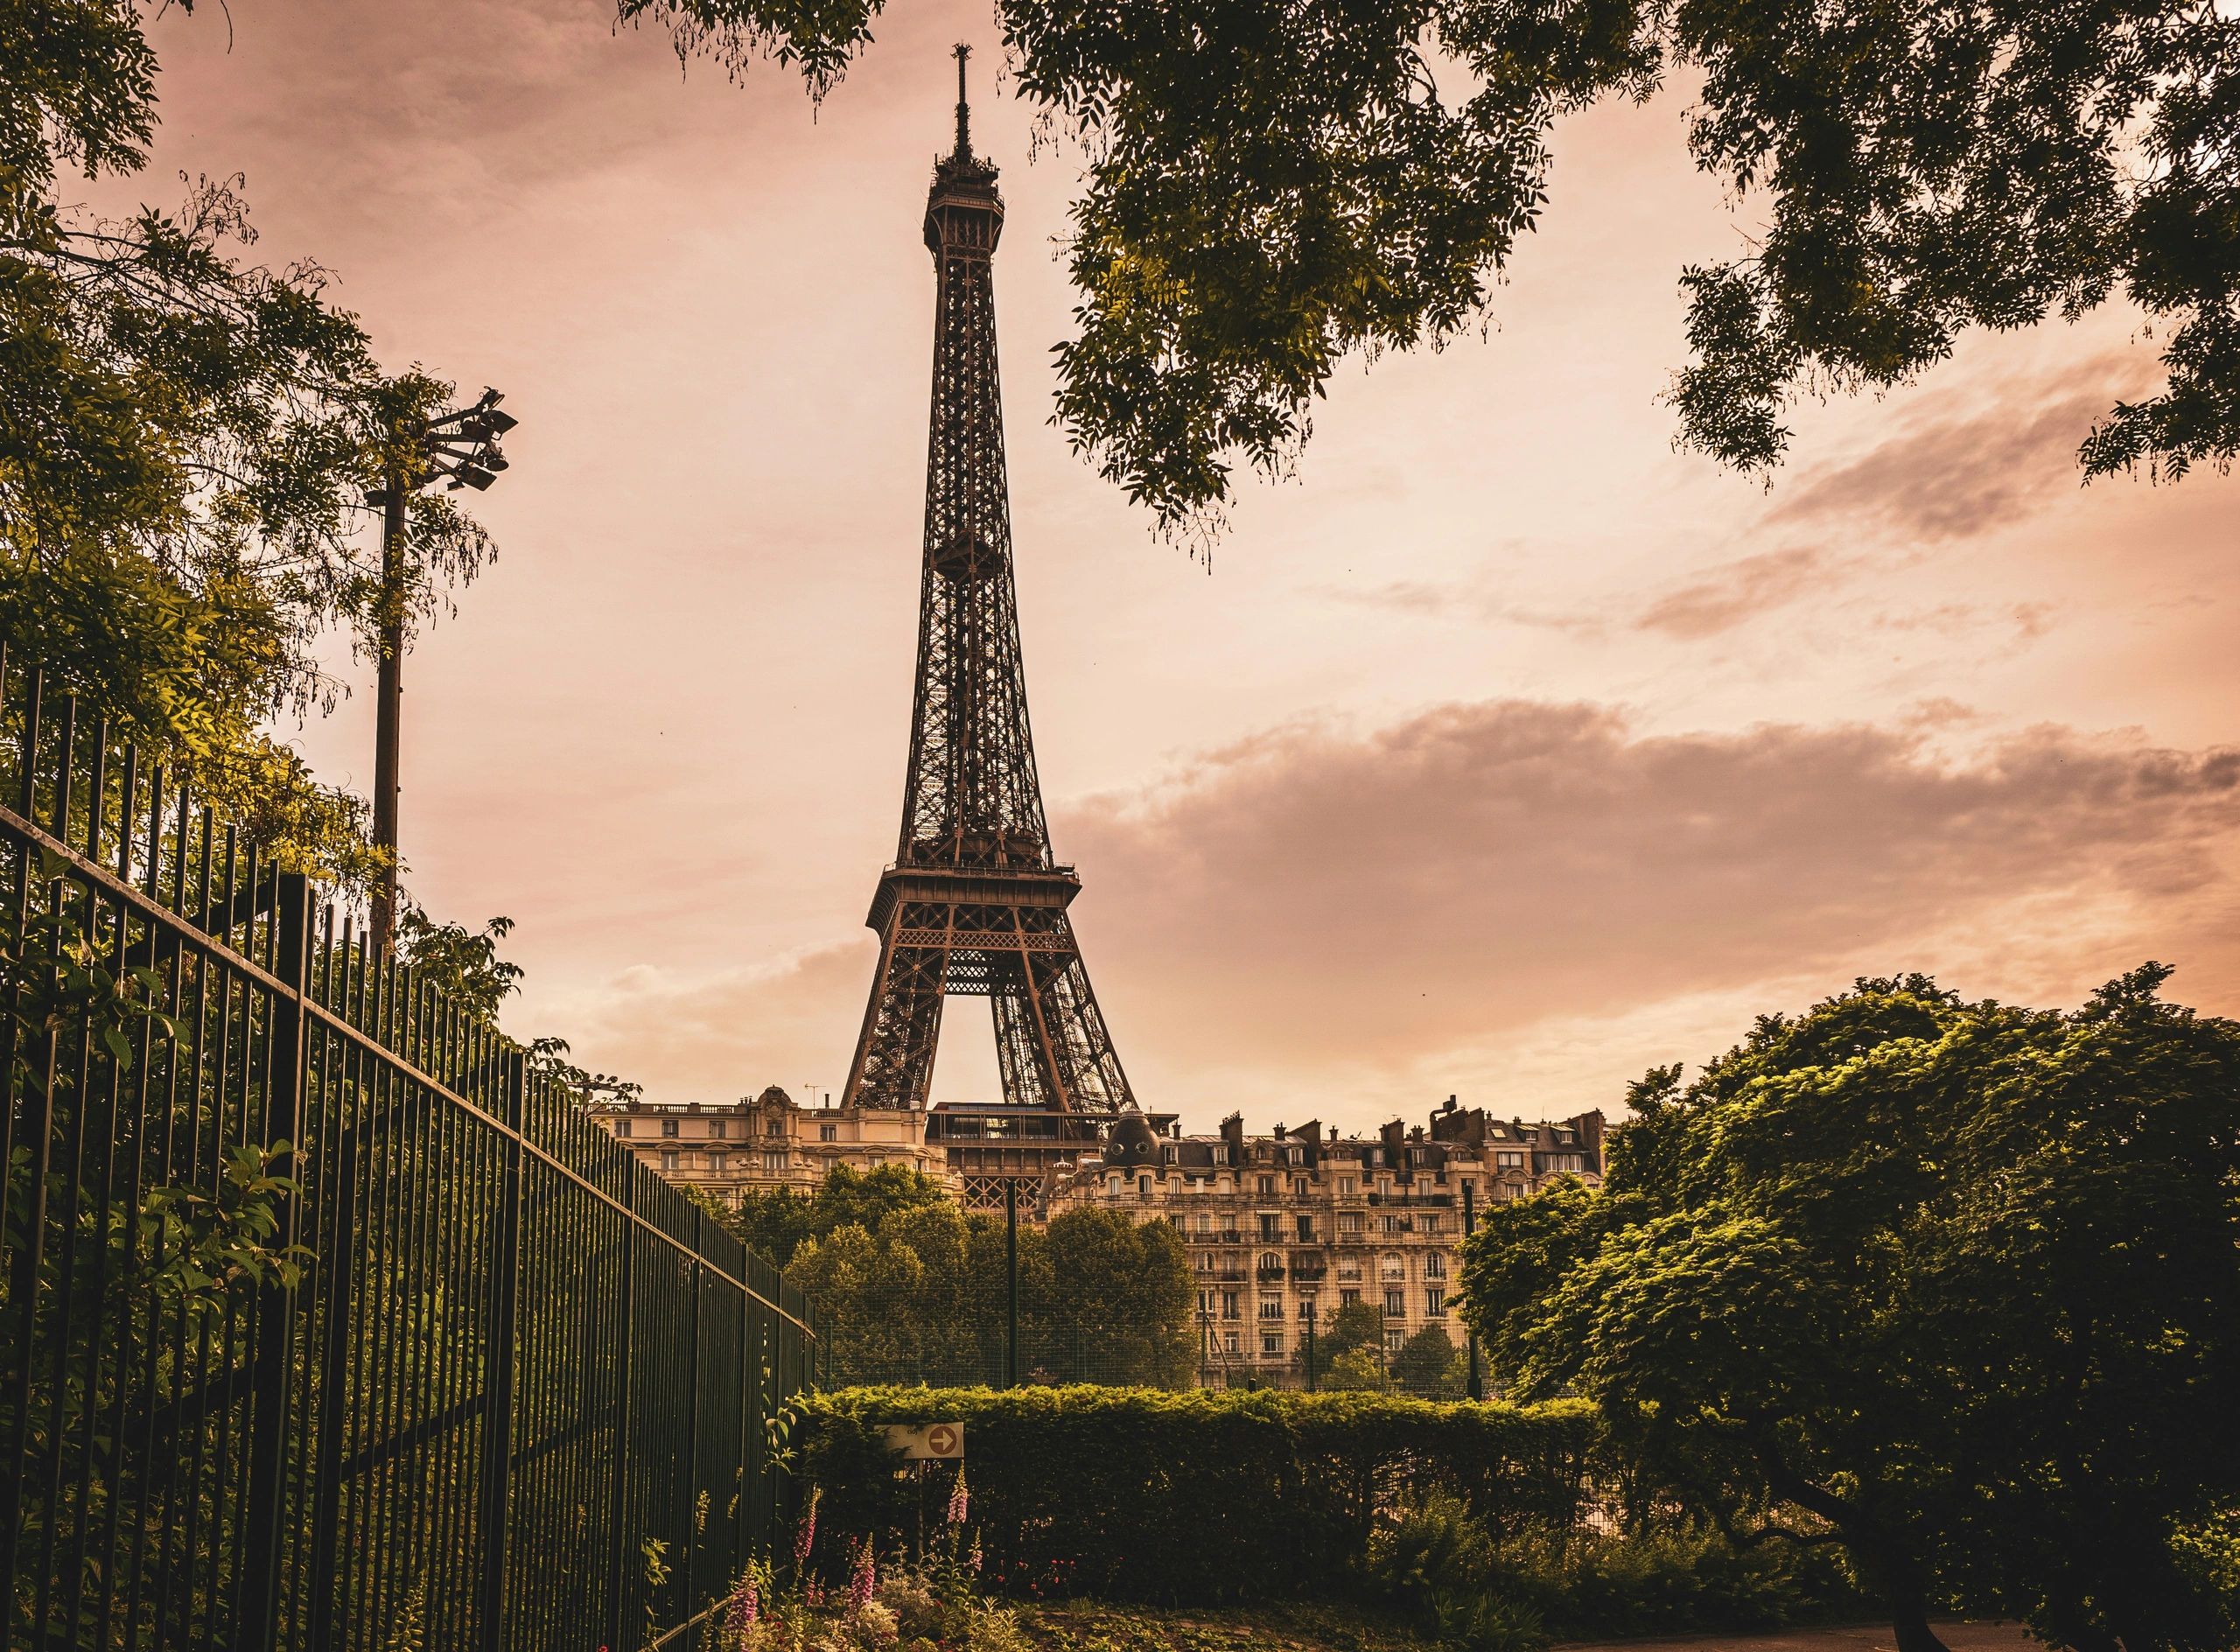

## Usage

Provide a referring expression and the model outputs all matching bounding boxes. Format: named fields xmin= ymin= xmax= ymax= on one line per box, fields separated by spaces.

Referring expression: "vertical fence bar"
xmin=237 ymin=871 xmax=311 ymax=1652
xmin=476 ymin=1048 xmax=527 ymax=1652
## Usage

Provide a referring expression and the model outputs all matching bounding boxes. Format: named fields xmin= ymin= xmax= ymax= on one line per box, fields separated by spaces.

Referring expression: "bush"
xmin=1488 ymin=1525 xmax=1872 ymax=1641
xmin=1364 ymin=1494 xmax=1546 ymax=1651
xmin=795 ymin=1387 xmax=1601 ymax=1606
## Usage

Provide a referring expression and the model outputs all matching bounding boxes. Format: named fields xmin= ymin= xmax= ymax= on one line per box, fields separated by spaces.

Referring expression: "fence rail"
xmin=0 ymin=660 xmax=819 ymax=1652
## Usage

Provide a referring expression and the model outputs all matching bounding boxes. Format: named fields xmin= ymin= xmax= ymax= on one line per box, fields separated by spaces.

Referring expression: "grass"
xmin=1016 ymin=1600 xmax=1450 ymax=1652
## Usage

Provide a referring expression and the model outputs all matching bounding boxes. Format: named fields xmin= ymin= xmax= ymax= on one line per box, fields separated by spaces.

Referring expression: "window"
xmin=1548 ymin=1153 xmax=1585 ymax=1173
xmin=762 ymin=1151 xmax=787 ymax=1172
xmin=1224 ymin=1331 xmax=1240 ymax=1355
xmin=1419 ymin=1214 xmax=1443 ymax=1235
xmin=820 ymin=1124 xmax=837 ymax=1142
xmin=1221 ymin=1292 xmax=1240 ymax=1320
xmin=1195 ymin=1213 xmax=1212 ymax=1234
xmin=1298 ymin=1298 xmax=1317 ymax=1320
xmin=1195 ymin=1252 xmax=1214 ymax=1273
xmin=1259 ymin=1214 xmax=1280 ymax=1241
xmin=1339 ymin=1212 xmax=1363 ymax=1234
xmin=1261 ymin=1332 xmax=1282 ymax=1357
xmin=615 ymin=1119 xmax=632 ymax=1138
xmin=709 ymin=1153 xmax=727 ymax=1174
xmin=1109 ymin=1175 xmax=1124 ymax=1195
xmin=1295 ymin=1215 xmax=1315 ymax=1242
xmin=709 ymin=1120 xmax=727 ymax=1138
xmin=1497 ymin=1152 xmax=1523 ymax=1168
xmin=1424 ymin=1253 xmax=1446 ymax=1280
xmin=765 ymin=1118 xmax=782 ymax=1137
xmin=1139 ymin=1175 xmax=1153 ymax=1199
xmin=1258 ymin=1297 xmax=1282 ymax=1320
xmin=1199 ymin=1291 xmax=1215 ymax=1314
xmin=1382 ymin=1253 xmax=1406 ymax=1281
xmin=661 ymin=1152 xmax=679 ymax=1172
xmin=1425 ymin=1289 xmax=1446 ymax=1316
xmin=1381 ymin=1214 xmax=1403 ymax=1234
xmin=1338 ymin=1176 xmax=1357 ymax=1197
xmin=1385 ymin=1329 xmax=1406 ymax=1354
xmin=1257 ymin=1175 xmax=1275 ymax=1196
xmin=1460 ymin=1176 xmax=1476 ymax=1198
xmin=1340 ymin=1288 xmax=1361 ymax=1308
xmin=661 ymin=1118 xmax=679 ymax=1138
xmin=1293 ymin=1178 xmax=1310 ymax=1197
xmin=1385 ymin=1289 xmax=1406 ymax=1316
xmin=1338 ymin=1257 xmax=1362 ymax=1282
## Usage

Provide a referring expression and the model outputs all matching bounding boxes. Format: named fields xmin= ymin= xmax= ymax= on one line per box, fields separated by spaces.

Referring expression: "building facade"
xmin=591 ymin=1085 xmax=958 ymax=1207
xmin=1046 ymin=1098 xmax=1605 ymax=1384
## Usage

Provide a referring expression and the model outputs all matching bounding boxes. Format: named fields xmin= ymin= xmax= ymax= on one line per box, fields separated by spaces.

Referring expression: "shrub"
xmin=1364 ymin=1493 xmax=1546 ymax=1652
xmin=795 ymin=1387 xmax=1600 ymax=1606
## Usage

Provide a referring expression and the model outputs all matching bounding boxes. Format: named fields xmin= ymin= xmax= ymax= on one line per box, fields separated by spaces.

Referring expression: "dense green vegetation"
xmin=1460 ymin=968 xmax=2240 ymax=1652
xmin=723 ymin=1167 xmax=1196 ymax=1387
xmin=781 ymin=1385 xmax=1870 ymax=1647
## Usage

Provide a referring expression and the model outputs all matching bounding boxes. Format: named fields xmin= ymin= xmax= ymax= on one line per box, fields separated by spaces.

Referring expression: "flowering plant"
xmin=707 ymin=1477 xmax=1017 ymax=1652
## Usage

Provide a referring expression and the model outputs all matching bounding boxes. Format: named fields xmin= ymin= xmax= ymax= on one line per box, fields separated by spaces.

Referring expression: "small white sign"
xmin=883 ymin=1422 xmax=963 ymax=1460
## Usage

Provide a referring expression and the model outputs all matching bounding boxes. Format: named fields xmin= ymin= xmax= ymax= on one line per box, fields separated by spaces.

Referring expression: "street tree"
xmin=1458 ymin=967 xmax=2240 ymax=1652
xmin=639 ymin=0 xmax=2238 ymax=533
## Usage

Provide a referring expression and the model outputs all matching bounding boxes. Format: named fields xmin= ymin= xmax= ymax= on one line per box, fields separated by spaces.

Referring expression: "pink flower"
xmin=944 ymin=1469 xmax=970 ymax=1527
xmin=724 ymin=1572 xmax=760 ymax=1639
xmin=847 ymin=1537 xmax=877 ymax=1614
xmin=793 ymin=1487 xmax=821 ymax=1570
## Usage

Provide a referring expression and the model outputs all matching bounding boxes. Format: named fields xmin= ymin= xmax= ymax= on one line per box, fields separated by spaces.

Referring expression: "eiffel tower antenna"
xmin=842 ymin=53 xmax=1137 ymax=1119
xmin=952 ymin=42 xmax=972 ymax=162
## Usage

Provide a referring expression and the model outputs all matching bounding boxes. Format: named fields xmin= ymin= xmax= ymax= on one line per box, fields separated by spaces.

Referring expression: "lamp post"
xmin=365 ymin=388 xmax=517 ymax=953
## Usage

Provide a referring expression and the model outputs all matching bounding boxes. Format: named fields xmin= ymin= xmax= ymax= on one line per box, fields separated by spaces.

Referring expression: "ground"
xmin=1013 ymin=1603 xmax=2038 ymax=1652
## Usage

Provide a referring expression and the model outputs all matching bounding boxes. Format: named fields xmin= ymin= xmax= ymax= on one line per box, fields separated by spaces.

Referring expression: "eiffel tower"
xmin=841 ymin=47 xmax=1137 ymax=1130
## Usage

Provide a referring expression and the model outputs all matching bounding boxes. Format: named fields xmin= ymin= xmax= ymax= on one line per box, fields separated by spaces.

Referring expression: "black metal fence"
xmin=0 ymin=663 xmax=820 ymax=1652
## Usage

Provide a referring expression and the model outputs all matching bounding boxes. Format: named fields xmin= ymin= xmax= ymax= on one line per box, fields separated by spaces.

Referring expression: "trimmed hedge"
xmin=793 ymin=1386 xmax=1603 ymax=1606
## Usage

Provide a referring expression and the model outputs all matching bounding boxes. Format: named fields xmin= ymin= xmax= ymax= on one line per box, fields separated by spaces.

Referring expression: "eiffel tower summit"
xmin=840 ymin=47 xmax=1140 ymax=1177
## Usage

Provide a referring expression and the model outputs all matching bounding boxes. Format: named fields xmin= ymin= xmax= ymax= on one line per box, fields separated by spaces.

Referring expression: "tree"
xmin=771 ymin=1172 xmax=1196 ymax=1386
xmin=4 ymin=2 xmax=497 ymax=882
xmin=639 ymin=0 xmax=2237 ymax=533
xmin=723 ymin=1162 xmax=953 ymax=1265
xmin=1457 ymin=968 xmax=2240 ymax=1652
xmin=1389 ymin=1324 xmax=1462 ymax=1398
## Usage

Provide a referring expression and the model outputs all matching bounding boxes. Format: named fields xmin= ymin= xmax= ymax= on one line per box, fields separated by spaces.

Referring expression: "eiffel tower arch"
xmin=841 ymin=48 xmax=1138 ymax=1172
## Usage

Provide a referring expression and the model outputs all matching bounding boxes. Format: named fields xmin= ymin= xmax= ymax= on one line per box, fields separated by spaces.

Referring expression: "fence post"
xmin=238 ymin=871 xmax=312 ymax=1652
xmin=476 ymin=1049 xmax=528 ymax=1651
xmin=605 ymin=1210 xmax=639 ymax=1652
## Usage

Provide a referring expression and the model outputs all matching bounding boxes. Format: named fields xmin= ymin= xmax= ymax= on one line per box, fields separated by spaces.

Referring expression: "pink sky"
xmin=131 ymin=1 xmax=2240 ymax=1130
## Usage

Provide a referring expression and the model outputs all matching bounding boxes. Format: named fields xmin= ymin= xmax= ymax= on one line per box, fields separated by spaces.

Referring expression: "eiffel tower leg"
xmin=843 ymin=930 xmax=948 ymax=1110
xmin=997 ymin=918 xmax=1132 ymax=1114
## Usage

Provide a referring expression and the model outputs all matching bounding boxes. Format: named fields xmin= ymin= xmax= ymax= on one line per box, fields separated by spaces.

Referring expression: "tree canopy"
xmin=766 ymin=1172 xmax=1197 ymax=1388
xmin=4 ymin=0 xmax=498 ymax=883
xmin=642 ymin=0 xmax=2238 ymax=533
xmin=1457 ymin=966 xmax=2240 ymax=1652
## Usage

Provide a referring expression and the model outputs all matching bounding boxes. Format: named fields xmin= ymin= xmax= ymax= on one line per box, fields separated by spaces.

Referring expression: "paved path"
xmin=1559 ymin=1624 xmax=2036 ymax=1652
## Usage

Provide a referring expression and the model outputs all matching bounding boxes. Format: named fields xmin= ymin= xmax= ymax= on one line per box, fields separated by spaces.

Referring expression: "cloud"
xmin=1768 ymin=354 xmax=2163 ymax=543
xmin=1055 ymin=699 xmax=2240 ymax=1109
xmin=1635 ymin=546 xmax=1831 ymax=639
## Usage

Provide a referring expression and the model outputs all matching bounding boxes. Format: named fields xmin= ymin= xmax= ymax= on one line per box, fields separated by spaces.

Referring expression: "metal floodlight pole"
xmin=1306 ymin=1313 xmax=1317 ymax=1394
xmin=368 ymin=388 xmax=514 ymax=954
xmin=1464 ymin=1179 xmax=1483 ymax=1402
xmin=1004 ymin=1178 xmax=1019 ymax=1389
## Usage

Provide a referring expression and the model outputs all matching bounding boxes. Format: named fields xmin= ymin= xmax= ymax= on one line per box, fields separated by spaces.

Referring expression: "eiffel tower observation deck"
xmin=841 ymin=48 xmax=1140 ymax=1158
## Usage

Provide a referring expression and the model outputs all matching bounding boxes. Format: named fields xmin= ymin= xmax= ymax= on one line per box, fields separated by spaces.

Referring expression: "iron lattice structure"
xmin=842 ymin=50 xmax=1136 ymax=1117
